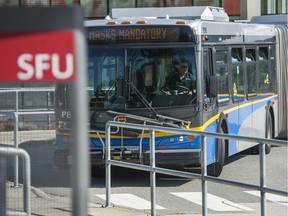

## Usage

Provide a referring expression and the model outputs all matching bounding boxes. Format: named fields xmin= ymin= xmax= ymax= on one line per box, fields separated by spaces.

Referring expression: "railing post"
xmin=260 ymin=142 xmax=267 ymax=216
xmin=150 ymin=129 xmax=156 ymax=216
xmin=201 ymin=135 xmax=207 ymax=216
xmin=0 ymin=158 xmax=6 ymax=216
xmin=105 ymin=123 xmax=112 ymax=207
xmin=0 ymin=147 xmax=31 ymax=216
xmin=13 ymin=91 xmax=19 ymax=187
xmin=22 ymin=148 xmax=31 ymax=216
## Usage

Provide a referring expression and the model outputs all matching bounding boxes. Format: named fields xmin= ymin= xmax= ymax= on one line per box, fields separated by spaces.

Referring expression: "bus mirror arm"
xmin=206 ymin=75 xmax=217 ymax=98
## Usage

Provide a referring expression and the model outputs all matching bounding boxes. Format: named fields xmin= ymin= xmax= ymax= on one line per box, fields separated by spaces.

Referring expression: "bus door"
xmin=203 ymin=47 xmax=218 ymax=119
xmin=203 ymin=47 xmax=218 ymax=164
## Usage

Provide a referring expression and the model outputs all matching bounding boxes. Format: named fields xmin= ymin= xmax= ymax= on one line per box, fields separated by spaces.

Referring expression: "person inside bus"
xmin=164 ymin=59 xmax=196 ymax=95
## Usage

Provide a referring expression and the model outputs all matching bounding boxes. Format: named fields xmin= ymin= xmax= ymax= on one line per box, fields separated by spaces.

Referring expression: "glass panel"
xmin=109 ymin=0 xmax=135 ymax=8
xmin=51 ymin=0 xmax=74 ymax=6
xmin=88 ymin=49 xmax=125 ymax=109
xmin=232 ymin=65 xmax=244 ymax=102
xmin=21 ymin=0 xmax=49 ymax=6
xmin=259 ymin=47 xmax=268 ymax=60
xmin=216 ymin=50 xmax=227 ymax=64
xmin=216 ymin=66 xmax=229 ymax=102
xmin=0 ymin=0 xmax=18 ymax=5
xmin=270 ymin=46 xmax=277 ymax=93
xmin=127 ymin=47 xmax=197 ymax=108
xmin=259 ymin=62 xmax=270 ymax=93
xmin=193 ymin=0 xmax=220 ymax=6
xmin=82 ymin=0 xmax=107 ymax=18
xmin=231 ymin=48 xmax=242 ymax=63
xmin=280 ymin=0 xmax=287 ymax=13
xmin=138 ymin=0 xmax=164 ymax=7
xmin=203 ymin=51 xmax=209 ymax=97
xmin=246 ymin=49 xmax=255 ymax=62
xmin=165 ymin=0 xmax=192 ymax=6
xmin=87 ymin=47 xmax=197 ymax=110
xmin=247 ymin=64 xmax=257 ymax=97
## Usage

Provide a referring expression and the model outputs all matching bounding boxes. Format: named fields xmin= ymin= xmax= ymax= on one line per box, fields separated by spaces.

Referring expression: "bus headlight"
xmin=169 ymin=137 xmax=175 ymax=143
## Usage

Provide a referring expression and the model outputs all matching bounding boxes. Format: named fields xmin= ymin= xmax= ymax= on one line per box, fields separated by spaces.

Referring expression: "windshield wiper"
xmin=128 ymin=81 xmax=158 ymax=117
xmin=128 ymin=81 xmax=191 ymax=128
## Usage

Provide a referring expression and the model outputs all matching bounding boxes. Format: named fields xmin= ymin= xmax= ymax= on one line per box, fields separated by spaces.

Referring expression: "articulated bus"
xmin=54 ymin=7 xmax=288 ymax=176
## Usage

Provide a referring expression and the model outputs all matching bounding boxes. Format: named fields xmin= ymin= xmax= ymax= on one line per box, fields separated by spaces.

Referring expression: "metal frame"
xmin=0 ymin=88 xmax=54 ymax=188
xmin=105 ymin=121 xmax=287 ymax=216
xmin=0 ymin=147 xmax=31 ymax=216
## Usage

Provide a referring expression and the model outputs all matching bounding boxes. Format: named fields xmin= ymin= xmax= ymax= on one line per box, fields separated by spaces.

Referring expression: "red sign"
xmin=224 ymin=0 xmax=240 ymax=16
xmin=0 ymin=30 xmax=75 ymax=82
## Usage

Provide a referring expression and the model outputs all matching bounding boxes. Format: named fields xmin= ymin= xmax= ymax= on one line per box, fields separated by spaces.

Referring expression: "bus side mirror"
xmin=206 ymin=75 xmax=217 ymax=98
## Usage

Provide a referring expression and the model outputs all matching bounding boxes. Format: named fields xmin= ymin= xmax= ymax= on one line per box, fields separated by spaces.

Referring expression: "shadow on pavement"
xmin=1 ymin=140 xmax=71 ymax=188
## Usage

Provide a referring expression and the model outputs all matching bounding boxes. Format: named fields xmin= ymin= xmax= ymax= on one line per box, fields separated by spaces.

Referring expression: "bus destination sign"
xmin=88 ymin=26 xmax=193 ymax=44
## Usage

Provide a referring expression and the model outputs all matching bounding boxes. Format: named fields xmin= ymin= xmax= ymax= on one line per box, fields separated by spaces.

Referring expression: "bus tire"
xmin=208 ymin=126 xmax=226 ymax=177
xmin=254 ymin=112 xmax=273 ymax=154
xmin=91 ymin=166 xmax=105 ymax=177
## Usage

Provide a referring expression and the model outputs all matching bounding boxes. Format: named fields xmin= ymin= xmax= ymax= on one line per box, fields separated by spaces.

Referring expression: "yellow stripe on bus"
xmin=59 ymin=95 xmax=277 ymax=138
xmin=192 ymin=94 xmax=277 ymax=131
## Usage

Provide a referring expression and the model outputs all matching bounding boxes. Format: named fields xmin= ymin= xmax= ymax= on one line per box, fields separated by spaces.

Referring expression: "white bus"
xmin=54 ymin=7 xmax=288 ymax=176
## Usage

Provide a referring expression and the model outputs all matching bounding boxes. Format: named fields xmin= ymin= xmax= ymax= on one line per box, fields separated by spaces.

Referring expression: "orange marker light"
xmin=176 ymin=21 xmax=186 ymax=24
xmin=188 ymin=135 xmax=194 ymax=141
xmin=122 ymin=21 xmax=131 ymax=24
xmin=107 ymin=21 xmax=117 ymax=25
xmin=136 ymin=20 xmax=146 ymax=24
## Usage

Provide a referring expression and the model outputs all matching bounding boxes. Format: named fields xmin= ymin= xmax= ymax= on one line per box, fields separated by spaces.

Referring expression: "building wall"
xmin=0 ymin=0 xmax=286 ymax=19
xmin=241 ymin=0 xmax=262 ymax=20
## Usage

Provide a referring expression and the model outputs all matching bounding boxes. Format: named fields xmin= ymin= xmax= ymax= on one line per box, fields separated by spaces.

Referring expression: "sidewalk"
xmin=5 ymin=181 xmax=149 ymax=216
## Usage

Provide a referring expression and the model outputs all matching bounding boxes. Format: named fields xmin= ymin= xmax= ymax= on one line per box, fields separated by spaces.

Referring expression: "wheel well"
xmin=220 ymin=120 xmax=229 ymax=157
xmin=269 ymin=107 xmax=275 ymax=138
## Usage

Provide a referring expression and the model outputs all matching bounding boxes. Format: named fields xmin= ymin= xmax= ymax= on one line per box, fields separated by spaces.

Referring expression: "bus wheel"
xmin=208 ymin=127 xmax=226 ymax=177
xmin=254 ymin=113 xmax=273 ymax=154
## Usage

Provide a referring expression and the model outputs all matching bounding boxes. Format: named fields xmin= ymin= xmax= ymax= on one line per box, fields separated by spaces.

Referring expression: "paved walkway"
xmin=5 ymin=181 xmax=148 ymax=216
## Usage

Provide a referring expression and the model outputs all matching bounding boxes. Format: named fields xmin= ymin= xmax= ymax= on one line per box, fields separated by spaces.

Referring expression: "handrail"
xmin=105 ymin=121 xmax=288 ymax=216
xmin=0 ymin=147 xmax=31 ymax=216
xmin=0 ymin=87 xmax=55 ymax=188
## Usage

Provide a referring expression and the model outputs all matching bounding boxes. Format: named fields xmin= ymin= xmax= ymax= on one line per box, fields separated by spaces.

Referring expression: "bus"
xmin=54 ymin=7 xmax=288 ymax=176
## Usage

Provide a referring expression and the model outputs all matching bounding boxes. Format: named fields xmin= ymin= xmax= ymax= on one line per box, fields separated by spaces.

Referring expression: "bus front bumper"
xmin=54 ymin=148 xmax=201 ymax=168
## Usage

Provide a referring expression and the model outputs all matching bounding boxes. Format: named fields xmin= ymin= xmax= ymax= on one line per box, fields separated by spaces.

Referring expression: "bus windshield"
xmin=88 ymin=47 xmax=197 ymax=110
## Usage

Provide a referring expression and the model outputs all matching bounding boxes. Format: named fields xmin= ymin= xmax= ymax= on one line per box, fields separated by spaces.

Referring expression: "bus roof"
xmin=107 ymin=6 xmax=229 ymax=22
xmin=85 ymin=6 xmax=276 ymax=44
xmin=250 ymin=14 xmax=288 ymax=25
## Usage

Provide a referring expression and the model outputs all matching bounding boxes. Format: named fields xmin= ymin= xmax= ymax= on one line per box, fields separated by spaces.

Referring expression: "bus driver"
xmin=164 ymin=60 xmax=196 ymax=95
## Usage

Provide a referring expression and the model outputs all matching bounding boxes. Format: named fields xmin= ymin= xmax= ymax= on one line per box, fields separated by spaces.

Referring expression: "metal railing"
xmin=0 ymin=88 xmax=55 ymax=188
xmin=105 ymin=121 xmax=288 ymax=216
xmin=0 ymin=147 xmax=31 ymax=216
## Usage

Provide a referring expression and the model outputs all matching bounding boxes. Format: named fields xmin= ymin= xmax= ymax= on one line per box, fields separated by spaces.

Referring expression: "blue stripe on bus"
xmin=56 ymin=95 xmax=278 ymax=165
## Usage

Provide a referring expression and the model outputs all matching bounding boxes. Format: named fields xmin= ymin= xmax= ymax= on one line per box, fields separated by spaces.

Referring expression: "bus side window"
xmin=215 ymin=49 xmax=229 ymax=103
xmin=246 ymin=48 xmax=257 ymax=99
xmin=270 ymin=46 xmax=277 ymax=93
xmin=231 ymin=48 xmax=244 ymax=103
xmin=258 ymin=47 xmax=269 ymax=93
